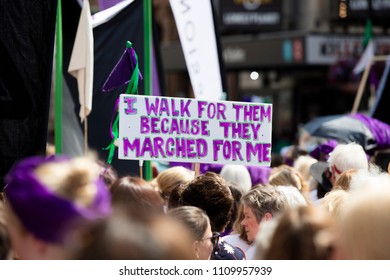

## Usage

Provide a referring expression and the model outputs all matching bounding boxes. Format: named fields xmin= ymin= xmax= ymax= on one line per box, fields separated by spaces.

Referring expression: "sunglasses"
xmin=201 ymin=232 xmax=220 ymax=247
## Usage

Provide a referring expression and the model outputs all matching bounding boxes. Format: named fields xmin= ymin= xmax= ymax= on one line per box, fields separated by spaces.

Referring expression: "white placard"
xmin=169 ymin=0 xmax=224 ymax=101
xmin=118 ymin=94 xmax=272 ymax=166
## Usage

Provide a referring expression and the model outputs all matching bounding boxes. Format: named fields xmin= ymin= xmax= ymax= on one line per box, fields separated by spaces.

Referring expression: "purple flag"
xmin=102 ymin=42 xmax=142 ymax=92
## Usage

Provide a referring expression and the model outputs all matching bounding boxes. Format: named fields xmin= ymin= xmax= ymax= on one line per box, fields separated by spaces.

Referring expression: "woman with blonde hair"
xmin=333 ymin=169 xmax=357 ymax=191
xmin=4 ymin=155 xmax=111 ymax=259
xmin=269 ymin=165 xmax=310 ymax=195
xmin=320 ymin=189 xmax=350 ymax=219
xmin=154 ymin=166 xmax=194 ymax=205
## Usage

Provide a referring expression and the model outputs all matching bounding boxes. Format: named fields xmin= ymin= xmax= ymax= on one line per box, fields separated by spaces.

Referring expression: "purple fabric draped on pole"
xmin=350 ymin=113 xmax=390 ymax=150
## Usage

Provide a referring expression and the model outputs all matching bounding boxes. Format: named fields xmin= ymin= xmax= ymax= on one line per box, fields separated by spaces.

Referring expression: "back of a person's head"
xmin=220 ymin=164 xmax=252 ymax=194
xmin=35 ymin=156 xmax=104 ymax=207
xmin=110 ymin=176 xmax=164 ymax=221
xmin=336 ymin=185 xmax=390 ymax=259
xmin=178 ymin=172 xmax=233 ymax=232
xmin=5 ymin=155 xmax=111 ymax=245
xmin=320 ymin=189 xmax=350 ymax=219
xmin=167 ymin=183 xmax=186 ymax=209
xmin=74 ymin=209 xmax=193 ymax=260
xmin=334 ymin=169 xmax=358 ymax=191
xmin=74 ymin=213 xmax=163 ymax=259
xmin=149 ymin=214 xmax=196 ymax=260
xmin=275 ymin=185 xmax=307 ymax=209
xmin=349 ymin=165 xmax=390 ymax=193
xmin=263 ymin=206 xmax=333 ymax=260
xmin=167 ymin=206 xmax=209 ymax=242
xmin=156 ymin=166 xmax=194 ymax=201
xmin=328 ymin=143 xmax=368 ymax=174
xmin=269 ymin=165 xmax=309 ymax=193
xmin=293 ymin=155 xmax=318 ymax=191
xmin=110 ymin=176 xmax=151 ymax=202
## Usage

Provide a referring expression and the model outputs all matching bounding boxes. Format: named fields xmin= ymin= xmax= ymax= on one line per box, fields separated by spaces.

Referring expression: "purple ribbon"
xmin=5 ymin=155 xmax=111 ymax=244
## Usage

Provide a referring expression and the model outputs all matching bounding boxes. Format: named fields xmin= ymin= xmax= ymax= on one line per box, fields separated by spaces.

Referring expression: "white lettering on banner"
xmin=118 ymin=94 xmax=273 ymax=166
xmin=169 ymin=0 xmax=224 ymax=101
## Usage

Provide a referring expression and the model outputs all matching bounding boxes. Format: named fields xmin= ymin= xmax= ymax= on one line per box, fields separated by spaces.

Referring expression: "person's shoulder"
xmin=221 ymin=234 xmax=249 ymax=250
xmin=221 ymin=233 xmax=240 ymax=243
xmin=211 ymin=240 xmax=246 ymax=260
xmin=244 ymin=245 xmax=257 ymax=260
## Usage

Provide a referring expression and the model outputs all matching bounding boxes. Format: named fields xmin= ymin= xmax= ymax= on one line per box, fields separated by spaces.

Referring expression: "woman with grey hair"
xmin=222 ymin=185 xmax=287 ymax=259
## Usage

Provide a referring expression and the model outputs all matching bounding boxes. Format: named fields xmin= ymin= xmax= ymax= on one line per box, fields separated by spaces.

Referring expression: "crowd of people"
xmin=0 ymin=142 xmax=390 ymax=260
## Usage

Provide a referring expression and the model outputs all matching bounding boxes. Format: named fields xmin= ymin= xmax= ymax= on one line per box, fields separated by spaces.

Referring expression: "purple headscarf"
xmin=5 ymin=155 xmax=111 ymax=244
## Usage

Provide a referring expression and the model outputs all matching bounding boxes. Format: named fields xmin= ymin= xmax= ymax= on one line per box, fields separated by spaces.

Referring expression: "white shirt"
xmin=221 ymin=234 xmax=256 ymax=260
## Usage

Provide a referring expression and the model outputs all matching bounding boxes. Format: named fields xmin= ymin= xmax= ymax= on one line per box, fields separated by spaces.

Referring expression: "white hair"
xmin=328 ymin=143 xmax=368 ymax=180
xmin=349 ymin=164 xmax=390 ymax=193
xmin=275 ymin=185 xmax=307 ymax=208
xmin=220 ymin=164 xmax=252 ymax=194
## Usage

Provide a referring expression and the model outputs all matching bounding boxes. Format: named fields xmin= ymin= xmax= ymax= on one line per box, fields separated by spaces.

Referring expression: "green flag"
xmin=363 ymin=18 xmax=372 ymax=48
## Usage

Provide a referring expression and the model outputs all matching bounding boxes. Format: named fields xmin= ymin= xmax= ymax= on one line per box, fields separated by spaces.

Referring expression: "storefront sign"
xmin=219 ymin=0 xmax=282 ymax=32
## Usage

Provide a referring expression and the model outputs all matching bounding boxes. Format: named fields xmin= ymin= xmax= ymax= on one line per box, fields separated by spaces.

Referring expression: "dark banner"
xmin=63 ymin=0 xmax=163 ymax=177
xmin=339 ymin=0 xmax=390 ymax=19
xmin=218 ymin=0 xmax=282 ymax=32
xmin=0 ymin=0 xmax=57 ymax=189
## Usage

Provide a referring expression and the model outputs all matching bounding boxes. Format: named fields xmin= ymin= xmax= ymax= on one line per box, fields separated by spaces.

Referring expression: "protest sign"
xmin=118 ymin=94 xmax=272 ymax=166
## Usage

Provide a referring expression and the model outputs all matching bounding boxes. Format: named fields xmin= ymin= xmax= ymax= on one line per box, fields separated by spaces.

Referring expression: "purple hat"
xmin=5 ymin=155 xmax=111 ymax=244
xmin=309 ymin=139 xmax=338 ymax=161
